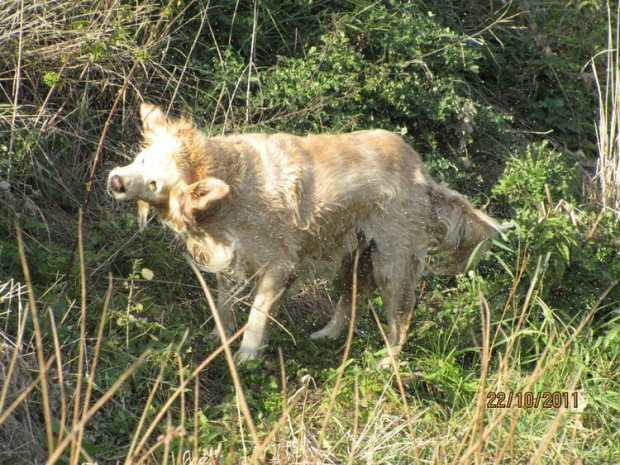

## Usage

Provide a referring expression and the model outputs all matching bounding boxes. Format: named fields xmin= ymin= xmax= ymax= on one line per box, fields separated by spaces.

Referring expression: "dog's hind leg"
xmin=311 ymin=247 xmax=373 ymax=340
xmin=372 ymin=245 xmax=425 ymax=368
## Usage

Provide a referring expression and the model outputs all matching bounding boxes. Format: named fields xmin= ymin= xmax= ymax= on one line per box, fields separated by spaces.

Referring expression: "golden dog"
xmin=108 ymin=103 xmax=501 ymax=364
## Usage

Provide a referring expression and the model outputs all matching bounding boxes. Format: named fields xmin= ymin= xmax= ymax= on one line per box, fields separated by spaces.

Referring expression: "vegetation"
xmin=1 ymin=0 xmax=618 ymax=463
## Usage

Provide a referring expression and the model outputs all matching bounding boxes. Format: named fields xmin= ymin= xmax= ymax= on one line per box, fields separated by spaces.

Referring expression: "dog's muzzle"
xmin=108 ymin=174 xmax=125 ymax=194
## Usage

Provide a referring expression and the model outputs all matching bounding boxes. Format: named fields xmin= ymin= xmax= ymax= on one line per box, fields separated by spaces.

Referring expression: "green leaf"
xmin=141 ymin=268 xmax=154 ymax=280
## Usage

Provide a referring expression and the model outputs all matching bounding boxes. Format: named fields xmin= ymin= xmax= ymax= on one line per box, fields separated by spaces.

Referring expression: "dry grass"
xmin=0 ymin=332 xmax=46 ymax=463
xmin=0 ymin=0 xmax=208 ymax=227
xmin=1 ymin=212 xmax=616 ymax=463
xmin=1 ymin=1 xmax=618 ymax=463
xmin=592 ymin=2 xmax=620 ymax=220
xmin=1 ymin=0 xmax=161 ymax=142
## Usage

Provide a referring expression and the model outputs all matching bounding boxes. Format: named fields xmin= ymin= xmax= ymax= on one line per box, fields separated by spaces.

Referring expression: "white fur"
xmin=108 ymin=137 xmax=182 ymax=204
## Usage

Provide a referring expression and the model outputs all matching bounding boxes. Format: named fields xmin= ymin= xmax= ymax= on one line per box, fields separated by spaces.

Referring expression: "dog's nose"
xmin=108 ymin=174 xmax=125 ymax=193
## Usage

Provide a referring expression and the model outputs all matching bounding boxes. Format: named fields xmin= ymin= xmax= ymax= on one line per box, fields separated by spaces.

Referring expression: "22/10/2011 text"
xmin=487 ymin=391 xmax=579 ymax=409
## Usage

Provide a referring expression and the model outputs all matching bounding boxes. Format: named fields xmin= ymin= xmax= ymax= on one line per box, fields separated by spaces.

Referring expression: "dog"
xmin=107 ymin=103 xmax=502 ymax=364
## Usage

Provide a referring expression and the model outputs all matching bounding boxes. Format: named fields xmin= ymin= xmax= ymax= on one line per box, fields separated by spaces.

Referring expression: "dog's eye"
xmin=148 ymin=180 xmax=158 ymax=192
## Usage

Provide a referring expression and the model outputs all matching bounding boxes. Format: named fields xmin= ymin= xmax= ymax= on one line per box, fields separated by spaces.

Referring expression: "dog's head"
xmin=107 ymin=103 xmax=230 ymax=226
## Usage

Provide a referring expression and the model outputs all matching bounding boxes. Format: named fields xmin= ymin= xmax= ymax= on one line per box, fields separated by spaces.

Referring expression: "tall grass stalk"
xmin=126 ymin=325 xmax=248 ymax=463
xmin=593 ymin=1 xmax=620 ymax=219
xmin=70 ymin=209 xmax=88 ymax=464
xmin=15 ymin=223 xmax=54 ymax=454
xmin=368 ymin=302 xmax=419 ymax=459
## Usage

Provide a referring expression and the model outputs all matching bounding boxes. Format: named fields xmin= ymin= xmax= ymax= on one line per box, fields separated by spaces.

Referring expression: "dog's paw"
xmin=378 ymin=355 xmax=396 ymax=370
xmin=310 ymin=325 xmax=343 ymax=340
xmin=377 ymin=346 xmax=402 ymax=370
xmin=234 ymin=348 xmax=260 ymax=364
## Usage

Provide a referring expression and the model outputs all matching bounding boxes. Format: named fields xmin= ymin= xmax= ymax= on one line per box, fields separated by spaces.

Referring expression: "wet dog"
xmin=108 ymin=103 xmax=501 ymax=364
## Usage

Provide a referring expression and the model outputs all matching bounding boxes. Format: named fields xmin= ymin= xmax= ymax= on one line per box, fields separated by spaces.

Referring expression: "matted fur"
xmin=107 ymin=103 xmax=502 ymax=364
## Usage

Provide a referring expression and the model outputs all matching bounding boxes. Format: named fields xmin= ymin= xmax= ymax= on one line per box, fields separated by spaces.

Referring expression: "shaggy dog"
xmin=108 ymin=103 xmax=501 ymax=364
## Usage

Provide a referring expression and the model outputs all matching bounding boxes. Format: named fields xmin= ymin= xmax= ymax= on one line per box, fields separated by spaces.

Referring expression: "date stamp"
xmin=487 ymin=391 xmax=579 ymax=409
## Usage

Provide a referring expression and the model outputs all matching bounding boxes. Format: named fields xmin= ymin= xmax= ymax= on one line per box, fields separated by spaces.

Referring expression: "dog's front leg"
xmin=235 ymin=266 xmax=290 ymax=363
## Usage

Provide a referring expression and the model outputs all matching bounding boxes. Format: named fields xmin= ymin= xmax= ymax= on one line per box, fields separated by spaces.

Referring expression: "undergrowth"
xmin=1 ymin=0 xmax=619 ymax=463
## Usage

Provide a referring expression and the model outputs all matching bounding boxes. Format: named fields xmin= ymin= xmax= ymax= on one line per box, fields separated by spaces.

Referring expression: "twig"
xmin=41 ymin=62 xmax=92 ymax=133
xmin=167 ymin=1 xmax=211 ymax=114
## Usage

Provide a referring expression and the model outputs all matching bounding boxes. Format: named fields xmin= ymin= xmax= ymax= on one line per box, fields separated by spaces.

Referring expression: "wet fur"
xmin=108 ymin=104 xmax=502 ymax=363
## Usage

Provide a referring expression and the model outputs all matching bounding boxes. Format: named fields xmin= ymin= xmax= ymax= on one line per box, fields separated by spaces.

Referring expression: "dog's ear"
xmin=179 ymin=178 xmax=230 ymax=221
xmin=140 ymin=103 xmax=168 ymax=134
xmin=185 ymin=178 xmax=230 ymax=209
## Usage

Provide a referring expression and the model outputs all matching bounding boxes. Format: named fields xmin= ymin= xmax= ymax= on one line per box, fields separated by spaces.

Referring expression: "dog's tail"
xmin=428 ymin=183 xmax=503 ymax=275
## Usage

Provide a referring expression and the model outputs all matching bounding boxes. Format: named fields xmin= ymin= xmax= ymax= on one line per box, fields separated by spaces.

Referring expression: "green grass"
xmin=1 ymin=0 xmax=619 ymax=463
xmin=1 ymin=205 xmax=618 ymax=464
